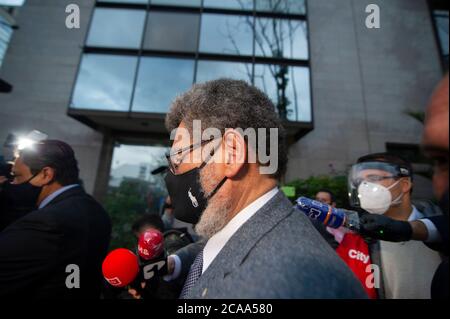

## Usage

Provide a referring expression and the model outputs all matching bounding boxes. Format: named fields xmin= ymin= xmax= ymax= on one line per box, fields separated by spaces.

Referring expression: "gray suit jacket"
xmin=186 ymin=191 xmax=368 ymax=299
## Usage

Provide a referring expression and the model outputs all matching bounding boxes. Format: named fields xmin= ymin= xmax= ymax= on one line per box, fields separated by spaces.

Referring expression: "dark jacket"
xmin=0 ymin=186 xmax=111 ymax=299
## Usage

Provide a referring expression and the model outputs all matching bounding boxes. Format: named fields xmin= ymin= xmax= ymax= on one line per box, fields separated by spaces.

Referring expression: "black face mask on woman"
xmin=164 ymin=160 xmax=227 ymax=225
xmin=1 ymin=174 xmax=42 ymax=212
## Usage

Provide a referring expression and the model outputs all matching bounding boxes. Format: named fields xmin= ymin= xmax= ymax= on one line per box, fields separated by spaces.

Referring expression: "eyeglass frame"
xmin=165 ymin=137 xmax=216 ymax=174
xmin=352 ymin=175 xmax=401 ymax=187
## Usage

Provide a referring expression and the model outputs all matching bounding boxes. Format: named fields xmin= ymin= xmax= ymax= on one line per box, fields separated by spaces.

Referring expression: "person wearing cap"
xmin=348 ymin=153 xmax=443 ymax=299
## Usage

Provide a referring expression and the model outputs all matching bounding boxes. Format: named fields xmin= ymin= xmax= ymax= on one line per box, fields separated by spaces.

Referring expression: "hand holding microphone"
xmin=295 ymin=197 xmax=360 ymax=231
xmin=137 ymin=229 xmax=168 ymax=280
xmin=102 ymin=229 xmax=168 ymax=299
xmin=358 ymin=213 xmax=413 ymax=242
xmin=295 ymin=196 xmax=414 ymax=242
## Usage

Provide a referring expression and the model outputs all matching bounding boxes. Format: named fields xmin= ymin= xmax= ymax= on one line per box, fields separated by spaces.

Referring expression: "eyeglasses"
xmin=354 ymin=175 xmax=399 ymax=186
xmin=165 ymin=137 xmax=215 ymax=174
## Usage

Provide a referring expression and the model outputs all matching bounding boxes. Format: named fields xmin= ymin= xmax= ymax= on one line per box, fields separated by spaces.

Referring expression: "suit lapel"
xmin=195 ymin=191 xmax=294 ymax=291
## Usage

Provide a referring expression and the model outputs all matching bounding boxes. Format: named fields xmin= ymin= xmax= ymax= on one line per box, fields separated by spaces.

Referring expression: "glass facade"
xmin=0 ymin=0 xmax=25 ymax=6
xmin=433 ymin=10 xmax=449 ymax=68
xmin=144 ymin=11 xmax=200 ymax=52
xmin=86 ymin=8 xmax=146 ymax=49
xmin=71 ymin=54 xmax=138 ymax=111
xmin=71 ymin=0 xmax=311 ymax=122
xmin=132 ymin=57 xmax=195 ymax=113
xmin=0 ymin=13 xmax=13 ymax=69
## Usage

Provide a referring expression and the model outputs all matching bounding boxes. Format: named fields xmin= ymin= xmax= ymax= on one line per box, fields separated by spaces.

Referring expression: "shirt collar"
xmin=38 ymin=184 xmax=80 ymax=209
xmin=202 ymin=187 xmax=279 ymax=273
xmin=408 ymin=205 xmax=423 ymax=221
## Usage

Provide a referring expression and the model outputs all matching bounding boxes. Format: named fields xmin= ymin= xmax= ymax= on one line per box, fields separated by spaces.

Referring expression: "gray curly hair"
xmin=165 ymin=78 xmax=288 ymax=179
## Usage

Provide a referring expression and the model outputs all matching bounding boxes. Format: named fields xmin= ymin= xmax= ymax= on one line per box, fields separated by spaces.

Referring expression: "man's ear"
xmin=223 ymin=129 xmax=247 ymax=178
xmin=38 ymin=167 xmax=55 ymax=186
xmin=401 ymin=178 xmax=413 ymax=194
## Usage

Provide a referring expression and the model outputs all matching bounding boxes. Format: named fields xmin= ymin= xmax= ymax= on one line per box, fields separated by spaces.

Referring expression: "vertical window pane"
xmin=86 ymin=8 xmax=146 ymax=48
xmin=133 ymin=57 xmax=194 ymax=113
xmin=144 ymin=11 xmax=200 ymax=52
xmin=150 ymin=0 xmax=201 ymax=7
xmin=256 ymin=0 xmax=306 ymax=15
xmin=434 ymin=10 xmax=449 ymax=66
xmin=200 ymin=14 xmax=253 ymax=56
xmin=0 ymin=0 xmax=25 ymax=5
xmin=71 ymin=54 xmax=137 ymax=112
xmin=254 ymin=65 xmax=311 ymax=122
xmin=0 ymin=15 xmax=13 ymax=69
xmin=196 ymin=60 xmax=252 ymax=83
xmin=255 ymin=18 xmax=308 ymax=60
xmin=203 ymin=0 xmax=253 ymax=10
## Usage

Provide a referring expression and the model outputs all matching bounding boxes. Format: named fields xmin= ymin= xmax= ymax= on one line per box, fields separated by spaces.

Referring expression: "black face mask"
xmin=1 ymin=175 xmax=42 ymax=212
xmin=164 ymin=162 xmax=227 ymax=225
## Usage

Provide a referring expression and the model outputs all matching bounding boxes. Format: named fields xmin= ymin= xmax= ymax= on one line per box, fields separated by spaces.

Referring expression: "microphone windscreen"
xmin=138 ymin=229 xmax=165 ymax=260
xmin=102 ymin=248 xmax=140 ymax=287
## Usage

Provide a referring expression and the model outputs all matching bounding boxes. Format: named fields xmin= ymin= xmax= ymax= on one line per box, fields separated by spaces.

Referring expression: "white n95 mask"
xmin=357 ymin=180 xmax=403 ymax=215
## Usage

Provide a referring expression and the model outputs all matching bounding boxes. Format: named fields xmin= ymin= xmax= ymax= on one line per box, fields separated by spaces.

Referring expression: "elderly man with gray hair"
xmin=163 ymin=78 xmax=366 ymax=299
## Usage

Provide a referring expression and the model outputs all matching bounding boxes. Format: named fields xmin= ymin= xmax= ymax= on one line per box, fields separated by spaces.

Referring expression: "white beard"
xmin=195 ymin=164 xmax=232 ymax=239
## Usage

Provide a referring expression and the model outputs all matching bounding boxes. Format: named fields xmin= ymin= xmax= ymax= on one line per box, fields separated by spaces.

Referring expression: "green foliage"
xmin=284 ymin=175 xmax=350 ymax=208
xmin=104 ymin=178 xmax=165 ymax=251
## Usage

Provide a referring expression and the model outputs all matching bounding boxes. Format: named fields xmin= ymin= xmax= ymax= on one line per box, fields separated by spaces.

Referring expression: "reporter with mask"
xmin=358 ymin=74 xmax=449 ymax=298
xmin=0 ymin=140 xmax=111 ymax=299
xmin=348 ymin=153 xmax=443 ymax=299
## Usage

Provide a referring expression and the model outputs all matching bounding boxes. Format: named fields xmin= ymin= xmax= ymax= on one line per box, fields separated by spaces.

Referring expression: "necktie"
xmin=179 ymin=250 xmax=203 ymax=299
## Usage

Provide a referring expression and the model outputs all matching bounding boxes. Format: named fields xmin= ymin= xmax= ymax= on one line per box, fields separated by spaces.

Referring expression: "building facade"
xmin=0 ymin=0 xmax=448 ymax=202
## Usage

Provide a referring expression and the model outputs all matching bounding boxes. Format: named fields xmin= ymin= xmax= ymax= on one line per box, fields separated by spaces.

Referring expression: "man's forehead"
xmin=316 ymin=192 xmax=332 ymax=199
xmin=172 ymin=122 xmax=205 ymax=148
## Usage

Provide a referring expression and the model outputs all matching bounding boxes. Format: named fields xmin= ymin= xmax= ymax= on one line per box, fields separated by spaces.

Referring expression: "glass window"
xmin=132 ymin=57 xmax=194 ymax=113
xmin=0 ymin=0 xmax=25 ymax=6
xmin=203 ymin=0 xmax=253 ymax=11
xmin=433 ymin=10 xmax=449 ymax=67
xmin=150 ymin=0 xmax=201 ymax=7
xmin=107 ymin=144 xmax=169 ymax=250
xmin=97 ymin=0 xmax=148 ymax=4
xmin=254 ymin=64 xmax=311 ymax=122
xmin=71 ymin=54 xmax=138 ymax=112
xmin=199 ymin=14 xmax=253 ymax=56
xmin=255 ymin=18 xmax=308 ymax=60
xmin=256 ymin=0 xmax=306 ymax=15
xmin=0 ymin=14 xmax=13 ymax=69
xmin=196 ymin=60 xmax=252 ymax=83
xmin=86 ymin=8 xmax=146 ymax=48
xmin=144 ymin=11 xmax=200 ymax=52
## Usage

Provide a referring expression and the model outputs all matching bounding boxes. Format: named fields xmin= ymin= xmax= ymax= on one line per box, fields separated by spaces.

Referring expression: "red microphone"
xmin=102 ymin=248 xmax=140 ymax=288
xmin=137 ymin=229 xmax=164 ymax=261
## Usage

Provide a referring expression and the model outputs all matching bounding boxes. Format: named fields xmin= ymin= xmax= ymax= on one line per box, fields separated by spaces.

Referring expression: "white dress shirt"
xmin=409 ymin=206 xmax=441 ymax=243
xmin=202 ymin=187 xmax=279 ymax=274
